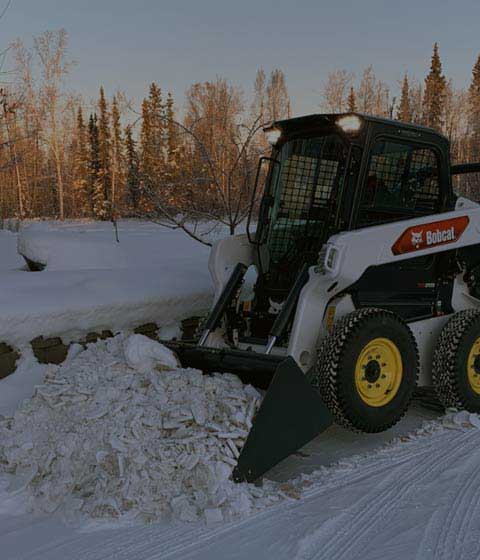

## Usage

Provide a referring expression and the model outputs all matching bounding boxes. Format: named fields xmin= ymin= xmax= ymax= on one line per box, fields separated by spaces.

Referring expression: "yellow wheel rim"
xmin=467 ymin=337 xmax=480 ymax=394
xmin=354 ymin=337 xmax=403 ymax=407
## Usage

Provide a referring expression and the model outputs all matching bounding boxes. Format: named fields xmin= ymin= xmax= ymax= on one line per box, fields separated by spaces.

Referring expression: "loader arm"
xmin=208 ymin=233 xmax=256 ymax=300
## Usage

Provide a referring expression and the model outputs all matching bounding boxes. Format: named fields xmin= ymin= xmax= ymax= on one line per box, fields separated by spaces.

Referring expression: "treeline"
xmin=1 ymin=31 xmax=480 ymax=230
xmin=322 ymin=43 xmax=480 ymax=196
xmin=0 ymin=29 xmax=291 ymax=237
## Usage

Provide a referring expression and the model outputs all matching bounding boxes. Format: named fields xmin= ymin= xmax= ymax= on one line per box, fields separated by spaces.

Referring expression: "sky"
xmin=2 ymin=0 xmax=480 ymax=115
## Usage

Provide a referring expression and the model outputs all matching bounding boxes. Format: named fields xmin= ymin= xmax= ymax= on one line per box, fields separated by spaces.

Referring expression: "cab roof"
xmin=270 ymin=112 xmax=450 ymax=148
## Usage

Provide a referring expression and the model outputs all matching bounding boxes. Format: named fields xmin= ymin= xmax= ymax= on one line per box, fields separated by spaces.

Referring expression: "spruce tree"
xmin=139 ymin=83 xmax=165 ymax=211
xmin=125 ymin=125 xmax=140 ymax=213
xmin=347 ymin=87 xmax=356 ymax=112
xmin=423 ymin=43 xmax=447 ymax=131
xmin=148 ymin=82 xmax=165 ymax=188
xmin=111 ymin=95 xmax=124 ymax=215
xmin=88 ymin=113 xmax=101 ymax=217
xmin=165 ymin=92 xmax=178 ymax=179
xmin=95 ymin=86 xmax=111 ymax=219
xmin=397 ymin=74 xmax=412 ymax=122
xmin=139 ymin=96 xmax=153 ymax=211
xmin=73 ymin=106 xmax=90 ymax=216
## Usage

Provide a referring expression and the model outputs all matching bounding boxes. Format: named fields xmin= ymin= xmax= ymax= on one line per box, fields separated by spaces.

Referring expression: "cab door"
xmin=350 ymin=137 xmax=450 ymax=320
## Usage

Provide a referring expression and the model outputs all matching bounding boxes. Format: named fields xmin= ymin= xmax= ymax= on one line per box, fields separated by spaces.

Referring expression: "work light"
xmin=336 ymin=114 xmax=363 ymax=134
xmin=265 ymin=127 xmax=282 ymax=145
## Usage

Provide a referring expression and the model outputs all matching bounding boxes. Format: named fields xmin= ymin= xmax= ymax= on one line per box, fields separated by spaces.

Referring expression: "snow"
xmin=3 ymin=219 xmax=480 ymax=558
xmin=0 ymin=220 xmax=214 ymax=346
xmin=0 ymin=230 xmax=25 ymax=271
xmin=3 ymin=403 xmax=480 ymax=559
xmin=0 ymin=348 xmax=46 ymax=418
xmin=0 ymin=335 xmax=288 ymax=526
xmin=124 ymin=334 xmax=181 ymax=373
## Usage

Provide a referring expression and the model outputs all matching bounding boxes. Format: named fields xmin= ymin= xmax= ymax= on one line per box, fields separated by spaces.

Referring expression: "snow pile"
xmin=0 ymin=335 xmax=283 ymax=524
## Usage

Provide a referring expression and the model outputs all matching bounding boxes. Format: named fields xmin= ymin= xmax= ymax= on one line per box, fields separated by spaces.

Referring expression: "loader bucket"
xmin=162 ymin=341 xmax=333 ymax=482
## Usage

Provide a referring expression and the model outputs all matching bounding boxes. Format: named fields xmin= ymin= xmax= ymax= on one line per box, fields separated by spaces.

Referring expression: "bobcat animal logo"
xmin=411 ymin=230 xmax=423 ymax=249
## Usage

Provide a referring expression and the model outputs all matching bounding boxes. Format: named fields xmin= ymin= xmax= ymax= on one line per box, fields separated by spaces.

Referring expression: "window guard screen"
xmin=266 ymin=135 xmax=346 ymax=273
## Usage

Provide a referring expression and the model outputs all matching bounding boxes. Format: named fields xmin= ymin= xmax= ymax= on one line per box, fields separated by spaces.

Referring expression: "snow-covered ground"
xmin=1 ymin=219 xmax=478 ymax=560
xmin=0 ymin=220 xmax=214 ymax=346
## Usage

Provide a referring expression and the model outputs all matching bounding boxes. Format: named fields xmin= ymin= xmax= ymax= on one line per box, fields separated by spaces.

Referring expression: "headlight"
xmin=323 ymin=243 xmax=343 ymax=274
xmin=265 ymin=127 xmax=282 ymax=145
xmin=326 ymin=246 xmax=339 ymax=270
xmin=336 ymin=114 xmax=363 ymax=134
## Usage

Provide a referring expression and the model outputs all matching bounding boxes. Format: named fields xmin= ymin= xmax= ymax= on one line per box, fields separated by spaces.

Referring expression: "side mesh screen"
xmin=267 ymin=135 xmax=346 ymax=274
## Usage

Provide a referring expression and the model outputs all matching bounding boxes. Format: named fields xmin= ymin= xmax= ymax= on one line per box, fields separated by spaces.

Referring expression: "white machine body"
xmin=208 ymin=197 xmax=480 ymax=386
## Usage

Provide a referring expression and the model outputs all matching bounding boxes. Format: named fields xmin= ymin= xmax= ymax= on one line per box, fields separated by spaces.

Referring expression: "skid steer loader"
xmin=164 ymin=113 xmax=480 ymax=482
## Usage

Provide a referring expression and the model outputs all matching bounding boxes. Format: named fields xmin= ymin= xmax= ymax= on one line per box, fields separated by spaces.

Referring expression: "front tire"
xmin=315 ymin=308 xmax=419 ymax=433
xmin=432 ymin=309 xmax=480 ymax=412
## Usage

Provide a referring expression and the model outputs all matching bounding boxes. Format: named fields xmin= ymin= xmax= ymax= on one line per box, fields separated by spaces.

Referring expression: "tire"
xmin=314 ymin=308 xmax=419 ymax=433
xmin=432 ymin=309 xmax=480 ymax=412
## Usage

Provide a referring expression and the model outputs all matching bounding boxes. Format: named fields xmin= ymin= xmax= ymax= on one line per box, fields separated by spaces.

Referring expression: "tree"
xmin=137 ymin=77 xmax=264 ymax=243
xmin=88 ymin=113 xmax=100 ymax=217
xmin=347 ymin=86 xmax=356 ymax=112
xmin=250 ymin=68 xmax=290 ymax=122
xmin=139 ymin=83 xmax=165 ymax=210
xmin=265 ymin=69 xmax=291 ymax=122
xmin=72 ymin=106 xmax=89 ymax=215
xmin=34 ymin=29 xmax=72 ymax=220
xmin=322 ymin=70 xmax=354 ymax=112
xmin=397 ymin=74 xmax=412 ymax=122
xmin=111 ymin=94 xmax=125 ymax=216
xmin=423 ymin=43 xmax=447 ymax=131
xmin=251 ymin=68 xmax=266 ymax=120
xmin=356 ymin=66 xmax=390 ymax=117
xmin=0 ymin=91 xmax=26 ymax=218
xmin=469 ymin=55 xmax=480 ymax=162
xmin=124 ymin=125 xmax=140 ymax=213
xmin=94 ymin=87 xmax=111 ymax=219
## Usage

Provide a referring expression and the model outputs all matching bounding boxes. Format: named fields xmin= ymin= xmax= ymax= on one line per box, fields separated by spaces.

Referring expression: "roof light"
xmin=265 ymin=127 xmax=282 ymax=145
xmin=336 ymin=114 xmax=363 ymax=134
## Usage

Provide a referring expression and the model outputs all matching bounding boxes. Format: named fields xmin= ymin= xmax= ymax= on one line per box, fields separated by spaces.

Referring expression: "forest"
xmin=1 ymin=30 xmax=479 ymax=235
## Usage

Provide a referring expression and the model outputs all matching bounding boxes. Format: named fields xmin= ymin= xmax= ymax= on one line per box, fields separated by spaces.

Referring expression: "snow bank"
xmin=0 ymin=220 xmax=214 ymax=346
xmin=0 ymin=335 xmax=283 ymax=524
xmin=18 ymin=228 xmax=128 ymax=271
xmin=17 ymin=219 xmax=221 ymax=272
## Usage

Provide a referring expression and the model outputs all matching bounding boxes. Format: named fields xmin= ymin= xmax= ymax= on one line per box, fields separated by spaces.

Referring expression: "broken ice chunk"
xmin=124 ymin=334 xmax=180 ymax=374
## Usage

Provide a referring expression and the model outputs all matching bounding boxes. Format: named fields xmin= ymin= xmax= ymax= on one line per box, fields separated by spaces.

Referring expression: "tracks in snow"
xmin=5 ymin=418 xmax=480 ymax=560
xmin=295 ymin=428 xmax=480 ymax=560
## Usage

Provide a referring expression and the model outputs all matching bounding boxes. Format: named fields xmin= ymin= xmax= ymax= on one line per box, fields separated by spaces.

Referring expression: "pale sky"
xmin=3 ymin=0 xmax=480 ymax=115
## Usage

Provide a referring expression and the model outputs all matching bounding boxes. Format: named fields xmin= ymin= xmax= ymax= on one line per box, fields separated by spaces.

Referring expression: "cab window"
xmin=357 ymin=140 xmax=441 ymax=227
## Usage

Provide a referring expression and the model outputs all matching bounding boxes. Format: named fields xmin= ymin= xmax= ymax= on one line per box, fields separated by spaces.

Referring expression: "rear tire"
xmin=432 ymin=309 xmax=480 ymax=412
xmin=314 ymin=308 xmax=418 ymax=433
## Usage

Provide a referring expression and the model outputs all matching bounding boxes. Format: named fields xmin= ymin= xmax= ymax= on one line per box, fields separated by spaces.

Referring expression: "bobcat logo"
xmin=411 ymin=230 xmax=423 ymax=249
xmin=268 ymin=298 xmax=284 ymax=315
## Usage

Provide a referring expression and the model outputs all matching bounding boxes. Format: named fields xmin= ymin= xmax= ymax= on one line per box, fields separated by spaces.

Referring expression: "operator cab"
xmin=242 ymin=113 xmax=454 ymax=344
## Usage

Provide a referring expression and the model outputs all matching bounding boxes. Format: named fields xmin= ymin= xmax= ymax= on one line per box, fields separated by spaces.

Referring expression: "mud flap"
xmin=232 ymin=357 xmax=333 ymax=482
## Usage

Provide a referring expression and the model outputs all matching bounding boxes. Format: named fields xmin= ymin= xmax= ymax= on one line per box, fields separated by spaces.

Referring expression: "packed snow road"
xmin=2 ymin=407 xmax=480 ymax=560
